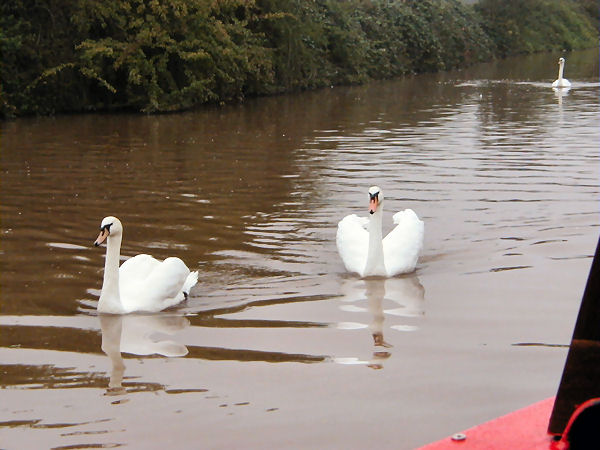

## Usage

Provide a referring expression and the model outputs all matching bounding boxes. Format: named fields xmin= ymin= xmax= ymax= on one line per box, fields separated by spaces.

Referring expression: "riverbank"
xmin=1 ymin=0 xmax=597 ymax=118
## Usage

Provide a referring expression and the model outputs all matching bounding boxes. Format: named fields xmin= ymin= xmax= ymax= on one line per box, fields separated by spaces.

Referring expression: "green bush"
xmin=70 ymin=0 xmax=274 ymax=112
xmin=475 ymin=0 xmax=598 ymax=57
xmin=0 ymin=0 xmax=597 ymax=118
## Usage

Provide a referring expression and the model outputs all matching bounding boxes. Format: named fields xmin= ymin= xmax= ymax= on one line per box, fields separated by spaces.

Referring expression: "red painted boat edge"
xmin=418 ymin=397 xmax=561 ymax=450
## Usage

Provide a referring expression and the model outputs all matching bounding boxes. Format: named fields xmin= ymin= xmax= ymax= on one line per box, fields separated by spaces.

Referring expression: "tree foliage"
xmin=0 ymin=0 xmax=597 ymax=118
xmin=475 ymin=0 xmax=598 ymax=57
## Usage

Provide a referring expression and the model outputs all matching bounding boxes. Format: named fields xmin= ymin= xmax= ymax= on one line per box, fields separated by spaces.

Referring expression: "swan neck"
xmin=558 ymin=63 xmax=564 ymax=80
xmin=99 ymin=233 xmax=124 ymax=313
xmin=364 ymin=208 xmax=385 ymax=276
xmin=368 ymin=209 xmax=384 ymax=240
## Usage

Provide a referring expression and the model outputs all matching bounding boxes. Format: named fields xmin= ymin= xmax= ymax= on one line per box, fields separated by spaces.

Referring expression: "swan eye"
xmin=369 ymin=192 xmax=379 ymax=201
xmin=100 ymin=223 xmax=113 ymax=233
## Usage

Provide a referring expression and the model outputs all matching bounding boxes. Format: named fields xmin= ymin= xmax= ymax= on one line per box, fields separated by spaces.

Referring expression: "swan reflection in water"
xmin=99 ymin=313 xmax=189 ymax=395
xmin=336 ymin=275 xmax=425 ymax=369
xmin=553 ymin=86 xmax=570 ymax=106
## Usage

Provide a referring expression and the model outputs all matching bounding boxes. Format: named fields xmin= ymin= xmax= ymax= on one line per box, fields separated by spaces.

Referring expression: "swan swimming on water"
xmin=552 ymin=57 xmax=571 ymax=88
xmin=336 ymin=186 xmax=424 ymax=277
xmin=94 ymin=216 xmax=198 ymax=314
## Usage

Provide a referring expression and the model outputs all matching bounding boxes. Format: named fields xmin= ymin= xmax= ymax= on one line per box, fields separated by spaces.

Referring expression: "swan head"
xmin=94 ymin=216 xmax=123 ymax=246
xmin=368 ymin=186 xmax=384 ymax=215
xmin=558 ymin=57 xmax=565 ymax=66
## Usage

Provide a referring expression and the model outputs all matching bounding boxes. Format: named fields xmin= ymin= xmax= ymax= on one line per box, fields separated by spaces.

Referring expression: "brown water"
xmin=1 ymin=49 xmax=598 ymax=449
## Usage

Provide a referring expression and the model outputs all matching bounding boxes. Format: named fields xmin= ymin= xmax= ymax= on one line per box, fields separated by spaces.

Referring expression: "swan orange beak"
xmin=369 ymin=197 xmax=379 ymax=215
xmin=94 ymin=229 xmax=109 ymax=247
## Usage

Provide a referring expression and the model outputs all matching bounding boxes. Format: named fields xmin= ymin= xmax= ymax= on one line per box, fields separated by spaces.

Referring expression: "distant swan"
xmin=336 ymin=186 xmax=424 ymax=277
xmin=94 ymin=216 xmax=198 ymax=314
xmin=552 ymin=57 xmax=571 ymax=88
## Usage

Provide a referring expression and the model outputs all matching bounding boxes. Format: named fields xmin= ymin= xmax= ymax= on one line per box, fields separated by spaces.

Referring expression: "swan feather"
xmin=382 ymin=209 xmax=424 ymax=276
xmin=336 ymin=214 xmax=369 ymax=275
xmin=119 ymin=256 xmax=196 ymax=313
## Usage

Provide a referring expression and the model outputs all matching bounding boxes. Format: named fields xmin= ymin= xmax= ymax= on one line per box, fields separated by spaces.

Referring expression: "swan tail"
xmin=183 ymin=271 xmax=198 ymax=295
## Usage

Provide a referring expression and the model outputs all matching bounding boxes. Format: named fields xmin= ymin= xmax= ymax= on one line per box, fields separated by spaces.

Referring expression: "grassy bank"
xmin=1 ymin=0 xmax=597 ymax=118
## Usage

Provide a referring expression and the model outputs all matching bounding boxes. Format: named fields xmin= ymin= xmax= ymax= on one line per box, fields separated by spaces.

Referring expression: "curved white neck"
xmin=364 ymin=207 xmax=386 ymax=276
xmin=557 ymin=63 xmax=565 ymax=81
xmin=98 ymin=233 xmax=125 ymax=313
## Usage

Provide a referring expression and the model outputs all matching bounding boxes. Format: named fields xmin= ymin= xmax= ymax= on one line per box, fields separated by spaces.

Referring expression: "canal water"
xmin=1 ymin=49 xmax=598 ymax=448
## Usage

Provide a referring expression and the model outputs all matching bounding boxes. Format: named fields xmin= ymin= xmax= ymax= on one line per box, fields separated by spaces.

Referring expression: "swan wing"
xmin=119 ymin=254 xmax=160 ymax=282
xmin=336 ymin=214 xmax=369 ymax=276
xmin=140 ymin=257 xmax=191 ymax=311
xmin=120 ymin=256 xmax=196 ymax=312
xmin=382 ymin=209 xmax=424 ymax=276
xmin=119 ymin=254 xmax=160 ymax=305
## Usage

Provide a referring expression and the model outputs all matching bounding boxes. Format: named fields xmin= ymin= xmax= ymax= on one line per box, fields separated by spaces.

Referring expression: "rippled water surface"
xmin=1 ymin=50 xmax=599 ymax=449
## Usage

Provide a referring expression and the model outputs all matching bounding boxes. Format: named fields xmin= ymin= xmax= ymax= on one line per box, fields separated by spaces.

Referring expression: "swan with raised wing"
xmin=552 ymin=57 xmax=571 ymax=88
xmin=94 ymin=216 xmax=198 ymax=314
xmin=336 ymin=186 xmax=424 ymax=277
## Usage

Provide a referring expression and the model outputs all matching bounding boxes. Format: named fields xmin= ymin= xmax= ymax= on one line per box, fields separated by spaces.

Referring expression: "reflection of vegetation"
xmin=0 ymin=0 xmax=596 ymax=118
xmin=2 ymin=323 xmax=182 ymax=360
xmin=0 ymin=363 xmax=166 ymax=392
xmin=187 ymin=292 xmax=332 ymax=328
xmin=0 ymin=364 xmax=108 ymax=389
xmin=0 ymin=326 xmax=102 ymax=354
xmin=186 ymin=345 xmax=328 ymax=364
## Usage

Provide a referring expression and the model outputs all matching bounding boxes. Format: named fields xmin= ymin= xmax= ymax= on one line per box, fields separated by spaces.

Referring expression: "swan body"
xmin=337 ymin=187 xmax=424 ymax=277
xmin=552 ymin=57 xmax=571 ymax=88
xmin=94 ymin=216 xmax=198 ymax=314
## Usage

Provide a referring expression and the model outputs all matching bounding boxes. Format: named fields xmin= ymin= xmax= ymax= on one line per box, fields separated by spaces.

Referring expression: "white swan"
xmin=336 ymin=186 xmax=424 ymax=277
xmin=94 ymin=216 xmax=198 ymax=314
xmin=552 ymin=57 xmax=571 ymax=88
